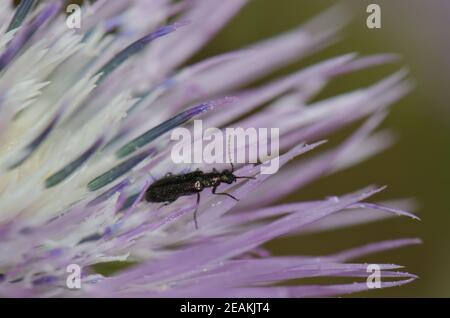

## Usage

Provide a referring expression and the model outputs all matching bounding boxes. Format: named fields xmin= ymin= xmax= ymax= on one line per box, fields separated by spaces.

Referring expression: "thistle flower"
xmin=0 ymin=0 xmax=420 ymax=298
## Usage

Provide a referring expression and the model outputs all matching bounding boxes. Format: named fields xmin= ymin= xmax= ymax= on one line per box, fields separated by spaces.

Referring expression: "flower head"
xmin=0 ymin=0 xmax=419 ymax=297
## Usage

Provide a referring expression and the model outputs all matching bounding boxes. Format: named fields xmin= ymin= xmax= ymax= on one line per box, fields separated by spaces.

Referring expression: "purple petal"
xmin=0 ymin=2 xmax=61 ymax=72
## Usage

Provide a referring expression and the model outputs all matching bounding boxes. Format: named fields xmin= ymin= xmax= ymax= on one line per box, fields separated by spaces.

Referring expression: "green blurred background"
xmin=196 ymin=0 xmax=449 ymax=297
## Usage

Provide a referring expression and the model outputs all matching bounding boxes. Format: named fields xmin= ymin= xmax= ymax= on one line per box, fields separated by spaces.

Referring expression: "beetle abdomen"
xmin=145 ymin=181 xmax=199 ymax=202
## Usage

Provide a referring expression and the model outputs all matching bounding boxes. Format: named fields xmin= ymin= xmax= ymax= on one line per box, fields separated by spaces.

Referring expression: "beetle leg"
xmin=193 ymin=192 xmax=200 ymax=230
xmin=212 ymin=186 xmax=239 ymax=201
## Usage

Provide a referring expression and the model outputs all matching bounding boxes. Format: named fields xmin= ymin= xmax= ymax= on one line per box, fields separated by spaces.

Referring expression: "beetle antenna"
xmin=235 ymin=176 xmax=256 ymax=180
xmin=227 ymin=135 xmax=255 ymax=179
xmin=227 ymin=135 xmax=234 ymax=172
